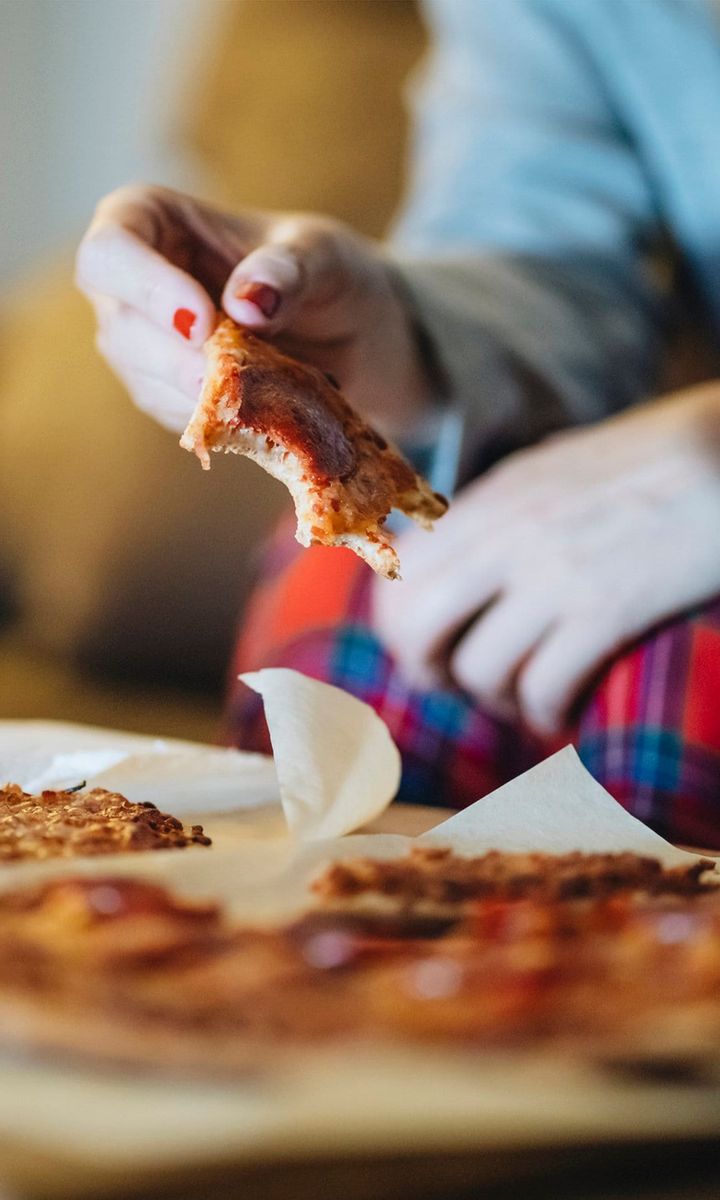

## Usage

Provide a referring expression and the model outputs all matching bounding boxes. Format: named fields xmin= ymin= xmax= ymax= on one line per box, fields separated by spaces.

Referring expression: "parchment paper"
xmin=0 ymin=669 xmax=402 ymax=840
xmin=239 ymin=669 xmax=402 ymax=839
xmin=0 ymin=710 xmax=716 ymax=1198
xmin=0 ymin=720 xmax=278 ymax=814
xmin=421 ymin=746 xmax=704 ymax=867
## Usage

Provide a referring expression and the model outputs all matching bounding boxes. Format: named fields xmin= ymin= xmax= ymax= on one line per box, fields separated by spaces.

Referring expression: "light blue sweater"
xmin=392 ymin=0 xmax=720 ymax=487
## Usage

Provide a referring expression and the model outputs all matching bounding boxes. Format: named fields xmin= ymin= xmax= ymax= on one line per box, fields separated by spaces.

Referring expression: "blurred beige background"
xmin=0 ymin=0 xmax=425 ymax=741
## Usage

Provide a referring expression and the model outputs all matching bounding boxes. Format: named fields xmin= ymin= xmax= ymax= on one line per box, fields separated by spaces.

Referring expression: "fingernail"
xmin=173 ymin=308 xmax=196 ymax=340
xmin=235 ymin=282 xmax=281 ymax=319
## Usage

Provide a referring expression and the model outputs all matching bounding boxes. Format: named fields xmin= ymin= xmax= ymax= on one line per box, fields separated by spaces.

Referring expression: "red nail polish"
xmin=235 ymin=282 xmax=281 ymax=319
xmin=173 ymin=308 xmax=196 ymax=340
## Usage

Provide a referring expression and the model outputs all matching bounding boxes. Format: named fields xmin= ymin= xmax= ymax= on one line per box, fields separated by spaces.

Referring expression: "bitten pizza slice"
xmin=180 ymin=319 xmax=447 ymax=579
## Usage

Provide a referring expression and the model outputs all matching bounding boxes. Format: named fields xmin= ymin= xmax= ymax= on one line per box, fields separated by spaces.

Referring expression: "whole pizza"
xmin=0 ymin=846 xmax=716 ymax=1075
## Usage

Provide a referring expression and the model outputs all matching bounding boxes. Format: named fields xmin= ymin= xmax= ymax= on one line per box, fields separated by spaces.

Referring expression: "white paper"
xmin=0 ymin=667 xmax=403 ymax=840
xmin=0 ymin=720 xmax=157 ymax=788
xmin=240 ymin=669 xmax=401 ymax=839
xmin=0 ymin=721 xmax=279 ymax=815
xmin=24 ymin=747 xmax=131 ymax=791
xmin=421 ymin=745 xmax=707 ymax=867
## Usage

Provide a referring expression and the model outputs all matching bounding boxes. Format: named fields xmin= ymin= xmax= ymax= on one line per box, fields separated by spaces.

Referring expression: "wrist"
xmin=372 ymin=262 xmax=447 ymax=439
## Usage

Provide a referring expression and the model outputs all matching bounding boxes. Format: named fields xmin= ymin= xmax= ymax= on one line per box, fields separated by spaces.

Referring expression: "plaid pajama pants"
xmin=225 ymin=519 xmax=720 ymax=850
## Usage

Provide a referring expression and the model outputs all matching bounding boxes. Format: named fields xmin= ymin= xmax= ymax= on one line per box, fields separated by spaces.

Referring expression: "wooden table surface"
xmin=366 ymin=803 xmax=457 ymax=837
xmin=22 ymin=1136 xmax=711 ymax=1200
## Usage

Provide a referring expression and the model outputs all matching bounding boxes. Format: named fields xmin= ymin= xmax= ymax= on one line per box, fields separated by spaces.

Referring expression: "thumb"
xmin=222 ymin=223 xmax=345 ymax=333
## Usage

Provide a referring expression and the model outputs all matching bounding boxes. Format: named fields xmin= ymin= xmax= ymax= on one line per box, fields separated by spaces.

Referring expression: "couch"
xmin=0 ymin=0 xmax=425 ymax=742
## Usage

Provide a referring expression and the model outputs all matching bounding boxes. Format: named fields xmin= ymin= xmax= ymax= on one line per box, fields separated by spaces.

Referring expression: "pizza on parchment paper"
xmin=311 ymin=845 xmax=715 ymax=913
xmin=0 ymin=783 xmax=211 ymax=862
xmin=0 ymin=849 xmax=717 ymax=1075
xmin=0 ymin=875 xmax=355 ymax=1074
xmin=180 ymin=319 xmax=448 ymax=579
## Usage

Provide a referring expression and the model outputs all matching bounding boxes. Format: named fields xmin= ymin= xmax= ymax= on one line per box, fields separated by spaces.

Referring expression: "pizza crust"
xmin=180 ymin=320 xmax=448 ymax=579
xmin=0 ymin=783 xmax=211 ymax=860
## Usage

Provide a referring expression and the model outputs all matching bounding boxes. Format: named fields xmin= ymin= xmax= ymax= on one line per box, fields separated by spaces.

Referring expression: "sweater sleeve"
xmin=391 ymin=0 xmax=672 ymax=483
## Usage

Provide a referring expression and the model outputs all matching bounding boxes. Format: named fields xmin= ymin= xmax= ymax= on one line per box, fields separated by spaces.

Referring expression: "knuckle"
xmin=516 ymin=663 xmax=549 ymax=721
xmin=133 ymin=182 xmax=171 ymax=206
xmin=518 ymin=662 xmax=568 ymax=735
xmin=74 ymin=233 xmax=103 ymax=289
xmin=76 ymin=225 xmax=124 ymax=288
xmin=452 ymin=650 xmax=501 ymax=704
xmin=276 ymin=216 xmax=345 ymax=273
xmin=96 ymin=181 xmax=167 ymax=214
xmin=307 ymin=226 xmax=342 ymax=264
xmin=450 ymin=641 xmax=479 ymax=696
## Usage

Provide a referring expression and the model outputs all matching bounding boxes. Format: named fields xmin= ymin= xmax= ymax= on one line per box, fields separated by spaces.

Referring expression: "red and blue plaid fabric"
xmin=225 ymin=516 xmax=720 ymax=850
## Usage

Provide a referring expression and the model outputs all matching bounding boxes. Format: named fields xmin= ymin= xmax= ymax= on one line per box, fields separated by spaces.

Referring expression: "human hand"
xmin=75 ymin=184 xmax=432 ymax=435
xmin=374 ymin=386 xmax=720 ymax=735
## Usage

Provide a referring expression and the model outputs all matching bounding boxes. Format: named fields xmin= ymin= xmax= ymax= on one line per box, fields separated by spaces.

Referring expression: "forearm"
xmin=390 ymin=251 xmax=668 ymax=485
xmin=388 ymin=0 xmax=680 ymax=484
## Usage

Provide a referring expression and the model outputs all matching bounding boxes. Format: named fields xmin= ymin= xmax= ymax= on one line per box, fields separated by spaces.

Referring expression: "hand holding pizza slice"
xmin=180 ymin=319 xmax=447 ymax=579
xmin=77 ymin=188 xmax=447 ymax=577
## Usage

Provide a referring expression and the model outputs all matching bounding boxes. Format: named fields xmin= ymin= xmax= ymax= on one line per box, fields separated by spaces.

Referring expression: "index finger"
xmin=75 ymin=187 xmax=215 ymax=346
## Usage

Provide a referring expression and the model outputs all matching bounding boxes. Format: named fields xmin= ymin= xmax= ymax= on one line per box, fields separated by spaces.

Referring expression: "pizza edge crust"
xmin=0 ymin=784 xmax=211 ymax=862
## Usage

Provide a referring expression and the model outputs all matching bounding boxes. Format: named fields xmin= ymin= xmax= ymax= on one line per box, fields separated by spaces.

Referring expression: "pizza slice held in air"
xmin=180 ymin=319 xmax=448 ymax=579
